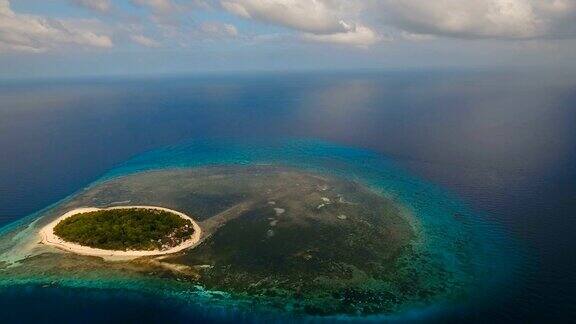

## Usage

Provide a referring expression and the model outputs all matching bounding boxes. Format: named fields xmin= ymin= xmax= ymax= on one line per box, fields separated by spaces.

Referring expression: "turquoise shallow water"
xmin=0 ymin=138 xmax=519 ymax=322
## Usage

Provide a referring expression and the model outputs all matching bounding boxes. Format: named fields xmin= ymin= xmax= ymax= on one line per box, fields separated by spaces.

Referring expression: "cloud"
xmin=4 ymin=0 xmax=574 ymax=58
xmin=71 ymin=0 xmax=111 ymax=13
xmin=220 ymin=0 xmax=576 ymax=41
xmin=0 ymin=0 xmax=113 ymax=53
xmin=130 ymin=34 xmax=161 ymax=47
xmin=221 ymin=0 xmax=350 ymax=34
xmin=379 ymin=0 xmax=576 ymax=39
xmin=220 ymin=0 xmax=382 ymax=46
xmin=303 ymin=24 xmax=381 ymax=47
xmin=200 ymin=22 xmax=239 ymax=37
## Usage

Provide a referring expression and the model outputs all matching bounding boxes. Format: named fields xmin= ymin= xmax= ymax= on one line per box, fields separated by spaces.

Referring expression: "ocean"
xmin=0 ymin=71 xmax=574 ymax=322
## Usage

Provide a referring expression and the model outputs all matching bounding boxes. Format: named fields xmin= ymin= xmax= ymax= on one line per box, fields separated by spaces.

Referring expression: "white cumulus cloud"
xmin=220 ymin=0 xmax=382 ymax=46
xmin=379 ymin=0 xmax=576 ymax=39
xmin=220 ymin=0 xmax=576 ymax=41
xmin=303 ymin=24 xmax=381 ymax=47
xmin=221 ymin=0 xmax=351 ymax=34
xmin=0 ymin=0 xmax=113 ymax=53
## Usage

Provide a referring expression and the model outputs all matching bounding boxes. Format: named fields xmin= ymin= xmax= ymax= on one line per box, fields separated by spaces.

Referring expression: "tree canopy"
xmin=54 ymin=208 xmax=194 ymax=251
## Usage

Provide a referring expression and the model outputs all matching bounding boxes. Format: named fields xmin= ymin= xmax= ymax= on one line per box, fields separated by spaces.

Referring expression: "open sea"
xmin=0 ymin=71 xmax=575 ymax=322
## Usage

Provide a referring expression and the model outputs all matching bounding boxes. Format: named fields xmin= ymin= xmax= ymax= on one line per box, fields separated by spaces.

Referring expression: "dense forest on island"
xmin=54 ymin=208 xmax=194 ymax=251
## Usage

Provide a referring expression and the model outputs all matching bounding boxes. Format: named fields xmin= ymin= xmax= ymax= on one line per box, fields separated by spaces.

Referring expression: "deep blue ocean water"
xmin=0 ymin=71 xmax=575 ymax=322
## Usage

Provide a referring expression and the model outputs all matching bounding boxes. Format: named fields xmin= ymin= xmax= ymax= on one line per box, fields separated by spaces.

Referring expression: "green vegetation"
xmin=54 ymin=208 xmax=194 ymax=251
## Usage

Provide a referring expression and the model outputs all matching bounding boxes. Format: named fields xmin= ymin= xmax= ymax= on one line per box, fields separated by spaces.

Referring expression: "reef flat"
xmin=0 ymin=165 xmax=449 ymax=315
xmin=0 ymin=139 xmax=511 ymax=319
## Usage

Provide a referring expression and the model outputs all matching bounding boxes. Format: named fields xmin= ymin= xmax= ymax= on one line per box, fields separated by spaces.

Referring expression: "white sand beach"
xmin=39 ymin=206 xmax=202 ymax=261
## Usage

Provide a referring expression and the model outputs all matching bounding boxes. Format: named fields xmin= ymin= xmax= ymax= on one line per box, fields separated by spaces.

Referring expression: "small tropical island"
xmin=55 ymin=208 xmax=195 ymax=251
xmin=39 ymin=206 xmax=202 ymax=259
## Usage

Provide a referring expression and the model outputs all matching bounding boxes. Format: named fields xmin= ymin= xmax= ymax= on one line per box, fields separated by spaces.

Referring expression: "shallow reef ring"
xmin=39 ymin=205 xmax=202 ymax=260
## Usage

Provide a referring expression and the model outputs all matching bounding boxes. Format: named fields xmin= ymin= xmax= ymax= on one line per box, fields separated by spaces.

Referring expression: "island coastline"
xmin=39 ymin=206 xmax=202 ymax=261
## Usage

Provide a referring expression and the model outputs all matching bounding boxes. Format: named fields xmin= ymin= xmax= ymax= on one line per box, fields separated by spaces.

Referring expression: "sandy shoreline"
xmin=39 ymin=206 xmax=202 ymax=260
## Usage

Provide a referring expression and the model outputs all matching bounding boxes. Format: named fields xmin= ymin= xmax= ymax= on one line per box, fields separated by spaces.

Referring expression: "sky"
xmin=1 ymin=0 xmax=576 ymax=78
